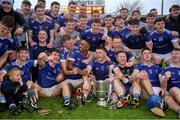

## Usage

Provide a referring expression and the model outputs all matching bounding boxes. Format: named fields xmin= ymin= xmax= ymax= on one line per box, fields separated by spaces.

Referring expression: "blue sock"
xmin=133 ymin=93 xmax=140 ymax=98
xmin=118 ymin=95 xmax=124 ymax=99
xmin=63 ymin=96 xmax=70 ymax=105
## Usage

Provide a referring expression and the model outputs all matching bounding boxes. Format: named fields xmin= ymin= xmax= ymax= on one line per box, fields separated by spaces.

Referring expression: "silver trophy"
xmin=96 ymin=80 xmax=108 ymax=106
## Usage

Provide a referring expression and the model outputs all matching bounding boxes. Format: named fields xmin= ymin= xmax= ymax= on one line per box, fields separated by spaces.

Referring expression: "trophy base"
xmin=97 ymin=98 xmax=107 ymax=107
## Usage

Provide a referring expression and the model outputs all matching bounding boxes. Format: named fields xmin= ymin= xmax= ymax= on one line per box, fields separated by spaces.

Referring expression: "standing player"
xmin=28 ymin=4 xmax=55 ymax=48
xmin=80 ymin=19 xmax=111 ymax=52
xmin=150 ymin=18 xmax=179 ymax=65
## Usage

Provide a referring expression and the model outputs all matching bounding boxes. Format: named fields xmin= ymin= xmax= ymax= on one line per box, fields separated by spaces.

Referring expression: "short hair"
xmin=17 ymin=46 xmax=28 ymax=53
xmin=115 ymin=16 xmax=124 ymax=21
xmin=66 ymin=18 xmax=75 ymax=23
xmin=132 ymin=10 xmax=141 ymax=16
xmin=35 ymin=4 xmax=44 ymax=11
xmin=92 ymin=10 xmax=100 ymax=14
xmin=96 ymin=46 xmax=106 ymax=51
xmin=120 ymin=8 xmax=128 ymax=12
xmin=22 ymin=0 xmax=31 ymax=6
xmin=141 ymin=47 xmax=151 ymax=53
xmin=80 ymin=4 xmax=86 ymax=7
xmin=38 ymin=0 xmax=46 ymax=3
xmin=154 ymin=17 xmax=164 ymax=24
xmin=104 ymin=14 xmax=112 ymax=19
xmin=79 ymin=13 xmax=87 ymax=19
xmin=68 ymin=1 xmax=77 ymax=6
xmin=92 ymin=19 xmax=101 ymax=24
xmin=129 ymin=18 xmax=140 ymax=25
xmin=150 ymin=8 xmax=157 ymax=13
xmin=51 ymin=1 xmax=60 ymax=7
xmin=146 ymin=13 xmax=155 ymax=18
xmin=7 ymin=67 xmax=20 ymax=78
xmin=169 ymin=4 xmax=179 ymax=12
xmin=49 ymin=48 xmax=59 ymax=54
xmin=117 ymin=51 xmax=127 ymax=56
xmin=0 ymin=15 xmax=15 ymax=28
xmin=62 ymin=35 xmax=71 ymax=42
xmin=172 ymin=48 xmax=180 ymax=52
xmin=112 ymin=35 xmax=122 ymax=41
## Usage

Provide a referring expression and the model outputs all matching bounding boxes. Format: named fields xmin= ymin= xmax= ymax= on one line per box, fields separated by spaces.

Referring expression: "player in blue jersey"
xmin=65 ymin=40 xmax=92 ymax=97
xmin=59 ymin=35 xmax=76 ymax=75
xmin=28 ymin=4 xmax=55 ymax=48
xmin=86 ymin=46 xmax=127 ymax=107
xmin=123 ymin=19 xmax=152 ymax=55
xmin=145 ymin=13 xmax=156 ymax=34
xmin=159 ymin=48 xmax=180 ymax=118
xmin=80 ymin=19 xmax=111 ymax=52
xmin=45 ymin=1 xmax=60 ymax=34
xmin=106 ymin=35 xmax=135 ymax=65
xmin=56 ymin=1 xmax=77 ymax=28
xmin=116 ymin=51 xmax=141 ymax=107
xmin=34 ymin=48 xmax=76 ymax=109
xmin=1 ymin=47 xmax=45 ymax=95
xmin=103 ymin=15 xmax=115 ymax=34
xmin=108 ymin=16 xmax=130 ymax=39
xmin=131 ymin=47 xmax=162 ymax=97
xmin=150 ymin=18 xmax=180 ymax=64
xmin=0 ymin=15 xmax=17 ymax=68
xmin=75 ymin=14 xmax=89 ymax=34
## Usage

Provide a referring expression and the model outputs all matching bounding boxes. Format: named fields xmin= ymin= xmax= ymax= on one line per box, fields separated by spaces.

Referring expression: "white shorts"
xmin=153 ymin=53 xmax=171 ymax=61
xmin=43 ymin=85 xmax=56 ymax=97
xmin=66 ymin=79 xmax=83 ymax=88
xmin=153 ymin=87 xmax=161 ymax=96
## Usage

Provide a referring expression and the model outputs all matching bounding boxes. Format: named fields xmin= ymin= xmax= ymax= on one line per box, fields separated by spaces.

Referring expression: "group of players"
xmin=0 ymin=0 xmax=179 ymax=118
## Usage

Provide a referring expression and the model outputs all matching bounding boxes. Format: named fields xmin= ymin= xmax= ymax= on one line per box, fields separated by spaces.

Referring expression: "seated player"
xmin=159 ymin=48 xmax=180 ymax=118
xmin=64 ymin=40 xmax=92 ymax=103
xmin=131 ymin=48 xmax=162 ymax=97
xmin=34 ymin=48 xmax=76 ymax=109
xmin=1 ymin=47 xmax=44 ymax=94
xmin=116 ymin=51 xmax=141 ymax=107
xmin=86 ymin=46 xmax=126 ymax=108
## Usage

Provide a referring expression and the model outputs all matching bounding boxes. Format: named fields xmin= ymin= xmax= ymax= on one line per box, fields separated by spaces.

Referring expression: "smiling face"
xmin=130 ymin=24 xmax=140 ymax=35
xmin=50 ymin=51 xmax=60 ymax=64
xmin=104 ymin=17 xmax=113 ymax=27
xmin=35 ymin=7 xmax=45 ymax=19
xmin=117 ymin=52 xmax=127 ymax=65
xmin=18 ymin=50 xmax=28 ymax=61
xmin=38 ymin=30 xmax=47 ymax=42
xmin=1 ymin=1 xmax=13 ymax=13
xmin=50 ymin=4 xmax=60 ymax=15
xmin=21 ymin=4 xmax=31 ymax=14
xmin=68 ymin=4 xmax=77 ymax=16
xmin=96 ymin=49 xmax=106 ymax=62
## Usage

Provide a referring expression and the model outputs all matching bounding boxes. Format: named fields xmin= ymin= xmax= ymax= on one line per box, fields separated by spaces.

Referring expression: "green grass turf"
xmin=0 ymin=97 xmax=177 ymax=119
